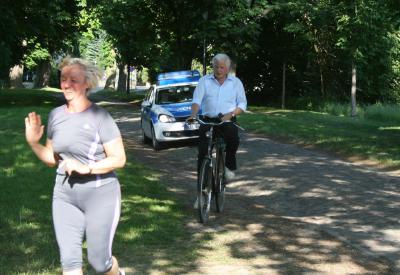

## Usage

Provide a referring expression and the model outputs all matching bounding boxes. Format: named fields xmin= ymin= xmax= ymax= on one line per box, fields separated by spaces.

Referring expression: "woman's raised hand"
xmin=25 ymin=112 xmax=45 ymax=145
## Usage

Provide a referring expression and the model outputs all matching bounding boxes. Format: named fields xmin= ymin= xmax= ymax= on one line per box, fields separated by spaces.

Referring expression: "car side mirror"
xmin=141 ymin=100 xmax=151 ymax=107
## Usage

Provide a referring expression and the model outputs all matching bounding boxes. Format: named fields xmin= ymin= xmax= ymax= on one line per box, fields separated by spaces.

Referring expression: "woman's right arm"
xmin=25 ymin=112 xmax=57 ymax=167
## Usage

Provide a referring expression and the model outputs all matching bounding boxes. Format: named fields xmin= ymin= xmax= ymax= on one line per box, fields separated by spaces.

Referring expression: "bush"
xmin=363 ymin=104 xmax=400 ymax=123
xmin=319 ymin=103 xmax=352 ymax=117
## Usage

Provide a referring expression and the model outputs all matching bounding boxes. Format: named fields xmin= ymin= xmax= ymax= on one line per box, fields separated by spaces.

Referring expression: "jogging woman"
xmin=25 ymin=57 xmax=126 ymax=275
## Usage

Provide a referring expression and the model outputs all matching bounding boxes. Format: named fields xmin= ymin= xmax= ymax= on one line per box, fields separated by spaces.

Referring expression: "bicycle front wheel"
xmin=215 ymin=146 xmax=226 ymax=212
xmin=198 ymin=158 xmax=212 ymax=223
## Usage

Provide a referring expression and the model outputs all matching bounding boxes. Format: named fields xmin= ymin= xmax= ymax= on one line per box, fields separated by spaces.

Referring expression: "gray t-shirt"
xmin=47 ymin=103 xmax=121 ymax=187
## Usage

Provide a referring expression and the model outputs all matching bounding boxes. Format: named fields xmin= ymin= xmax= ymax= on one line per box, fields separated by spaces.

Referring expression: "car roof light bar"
xmin=157 ymin=70 xmax=200 ymax=86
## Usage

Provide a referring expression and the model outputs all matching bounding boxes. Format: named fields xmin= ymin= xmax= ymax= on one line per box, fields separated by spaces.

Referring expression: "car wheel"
xmin=151 ymin=125 xmax=162 ymax=150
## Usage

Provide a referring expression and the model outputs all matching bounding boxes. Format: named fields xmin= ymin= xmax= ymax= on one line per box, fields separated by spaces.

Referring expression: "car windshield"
xmin=155 ymin=85 xmax=195 ymax=104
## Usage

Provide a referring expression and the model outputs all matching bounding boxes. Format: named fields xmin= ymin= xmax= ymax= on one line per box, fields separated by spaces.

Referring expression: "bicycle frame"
xmin=193 ymin=117 xmax=228 ymax=223
xmin=200 ymin=117 xmax=226 ymax=178
xmin=204 ymin=126 xmax=225 ymax=193
xmin=189 ymin=115 xmax=244 ymax=223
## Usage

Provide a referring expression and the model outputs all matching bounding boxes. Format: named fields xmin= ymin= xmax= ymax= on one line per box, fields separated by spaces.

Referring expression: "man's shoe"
xmin=193 ymin=197 xmax=198 ymax=209
xmin=225 ymin=167 xmax=236 ymax=181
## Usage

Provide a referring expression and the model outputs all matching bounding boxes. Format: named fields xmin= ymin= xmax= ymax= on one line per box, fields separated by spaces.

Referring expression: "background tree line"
xmin=1 ymin=0 xmax=399 ymax=109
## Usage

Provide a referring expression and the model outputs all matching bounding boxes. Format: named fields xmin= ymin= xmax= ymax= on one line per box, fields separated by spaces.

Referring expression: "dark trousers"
xmin=197 ymin=121 xmax=239 ymax=173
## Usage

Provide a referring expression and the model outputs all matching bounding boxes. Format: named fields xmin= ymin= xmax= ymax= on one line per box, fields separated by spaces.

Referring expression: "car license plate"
xmin=185 ymin=123 xmax=198 ymax=130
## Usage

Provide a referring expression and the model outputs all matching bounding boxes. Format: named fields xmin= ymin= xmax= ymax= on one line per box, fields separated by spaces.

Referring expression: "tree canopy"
xmin=1 ymin=0 xmax=399 ymax=106
xmin=0 ymin=0 xmax=82 ymax=85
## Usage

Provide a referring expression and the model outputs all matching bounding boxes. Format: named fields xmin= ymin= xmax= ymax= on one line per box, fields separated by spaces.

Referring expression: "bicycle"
xmin=187 ymin=115 xmax=243 ymax=223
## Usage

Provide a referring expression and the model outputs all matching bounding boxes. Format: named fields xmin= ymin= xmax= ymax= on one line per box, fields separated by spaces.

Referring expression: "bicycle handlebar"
xmin=186 ymin=115 xmax=245 ymax=131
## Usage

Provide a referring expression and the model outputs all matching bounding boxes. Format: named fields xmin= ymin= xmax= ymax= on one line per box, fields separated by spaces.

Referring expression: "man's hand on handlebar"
xmin=186 ymin=113 xmax=237 ymax=124
xmin=186 ymin=115 xmax=197 ymax=124
xmin=218 ymin=112 xmax=234 ymax=122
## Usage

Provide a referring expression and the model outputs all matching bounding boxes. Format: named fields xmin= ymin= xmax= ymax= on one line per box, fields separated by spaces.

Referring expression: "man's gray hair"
xmin=59 ymin=57 xmax=102 ymax=90
xmin=212 ymin=53 xmax=231 ymax=70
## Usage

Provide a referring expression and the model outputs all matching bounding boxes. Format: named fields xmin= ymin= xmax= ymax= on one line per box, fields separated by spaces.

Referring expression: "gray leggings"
xmin=52 ymin=176 xmax=121 ymax=272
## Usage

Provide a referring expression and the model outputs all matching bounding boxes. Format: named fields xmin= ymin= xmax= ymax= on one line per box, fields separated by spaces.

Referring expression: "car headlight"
xmin=158 ymin=114 xmax=176 ymax=123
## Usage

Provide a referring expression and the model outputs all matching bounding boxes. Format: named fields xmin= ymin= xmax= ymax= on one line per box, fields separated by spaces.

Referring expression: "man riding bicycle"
xmin=188 ymin=53 xmax=247 ymax=187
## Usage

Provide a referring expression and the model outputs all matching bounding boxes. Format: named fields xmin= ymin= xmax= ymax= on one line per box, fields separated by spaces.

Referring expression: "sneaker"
xmin=193 ymin=197 xmax=198 ymax=209
xmin=119 ymin=269 xmax=125 ymax=275
xmin=225 ymin=167 xmax=236 ymax=181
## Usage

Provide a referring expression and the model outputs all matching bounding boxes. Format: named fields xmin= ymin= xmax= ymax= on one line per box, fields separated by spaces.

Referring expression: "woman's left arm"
xmin=89 ymin=137 xmax=126 ymax=174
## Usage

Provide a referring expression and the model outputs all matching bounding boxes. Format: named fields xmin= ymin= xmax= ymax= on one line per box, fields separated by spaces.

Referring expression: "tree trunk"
xmin=319 ymin=67 xmax=325 ymax=97
xmin=34 ymin=60 xmax=52 ymax=88
xmin=9 ymin=65 xmax=24 ymax=88
xmin=230 ymin=61 xmax=237 ymax=75
xmin=202 ymin=38 xmax=207 ymax=76
xmin=105 ymin=68 xmax=117 ymax=89
xmin=282 ymin=61 xmax=286 ymax=109
xmin=351 ymin=62 xmax=357 ymax=117
xmin=126 ymin=63 xmax=131 ymax=94
xmin=117 ymin=62 xmax=127 ymax=92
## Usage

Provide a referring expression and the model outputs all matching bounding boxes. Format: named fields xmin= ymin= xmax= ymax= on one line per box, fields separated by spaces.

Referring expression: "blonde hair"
xmin=59 ymin=57 xmax=102 ymax=90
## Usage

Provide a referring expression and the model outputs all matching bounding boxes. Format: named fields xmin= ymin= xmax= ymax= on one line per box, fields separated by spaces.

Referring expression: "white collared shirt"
xmin=192 ymin=74 xmax=247 ymax=117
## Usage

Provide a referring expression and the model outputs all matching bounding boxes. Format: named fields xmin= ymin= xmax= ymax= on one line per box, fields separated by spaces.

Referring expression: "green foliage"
xmin=242 ymin=0 xmax=400 ymax=107
xmin=205 ymin=0 xmax=265 ymax=60
xmin=345 ymin=0 xmax=395 ymax=103
xmin=363 ymin=104 xmax=400 ymax=123
xmin=23 ymin=42 xmax=51 ymax=70
xmin=95 ymin=0 xmax=159 ymax=70
xmin=137 ymin=68 xmax=150 ymax=85
xmin=318 ymin=102 xmax=352 ymax=117
xmin=80 ymin=28 xmax=115 ymax=70
xmin=0 ymin=0 xmax=83 ymax=87
xmin=95 ymin=0 xmax=265 ymax=78
xmin=2 ymin=0 xmax=400 ymax=105
xmin=191 ymin=59 xmax=206 ymax=75
xmin=0 ymin=42 xmax=12 ymax=82
xmin=0 ymin=1 xmax=26 ymax=80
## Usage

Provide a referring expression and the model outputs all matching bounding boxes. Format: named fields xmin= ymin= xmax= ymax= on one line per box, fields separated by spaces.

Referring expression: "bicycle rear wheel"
xmin=215 ymin=146 xmax=226 ymax=212
xmin=198 ymin=158 xmax=212 ymax=223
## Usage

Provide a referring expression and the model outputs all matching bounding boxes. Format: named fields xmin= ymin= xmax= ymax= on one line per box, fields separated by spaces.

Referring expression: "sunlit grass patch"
xmin=0 ymin=88 xmax=63 ymax=107
xmin=41 ymin=87 xmax=62 ymax=92
xmin=379 ymin=126 xmax=400 ymax=130
xmin=315 ymin=102 xmax=400 ymax=124
xmin=240 ymin=106 xmax=400 ymax=170
xmin=90 ymin=89 xmax=145 ymax=103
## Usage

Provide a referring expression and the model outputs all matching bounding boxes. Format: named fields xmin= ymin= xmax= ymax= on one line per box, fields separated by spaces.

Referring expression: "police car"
xmin=140 ymin=70 xmax=201 ymax=150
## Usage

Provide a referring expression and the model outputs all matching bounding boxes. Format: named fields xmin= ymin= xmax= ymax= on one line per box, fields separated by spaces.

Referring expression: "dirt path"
xmin=104 ymin=102 xmax=399 ymax=274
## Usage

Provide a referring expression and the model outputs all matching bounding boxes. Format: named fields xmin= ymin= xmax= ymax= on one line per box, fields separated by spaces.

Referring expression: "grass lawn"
xmin=0 ymin=89 xmax=197 ymax=274
xmin=89 ymin=88 xmax=146 ymax=104
xmin=238 ymin=106 xmax=400 ymax=170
